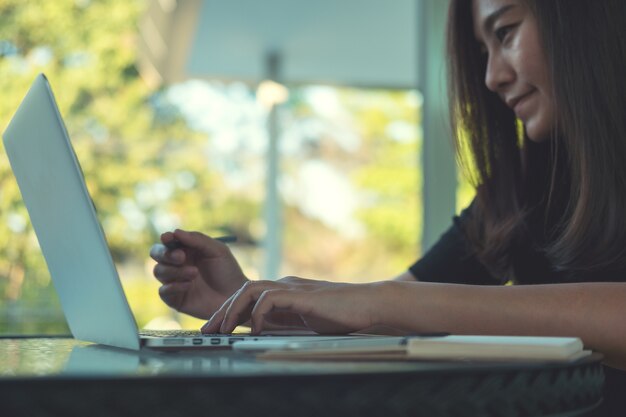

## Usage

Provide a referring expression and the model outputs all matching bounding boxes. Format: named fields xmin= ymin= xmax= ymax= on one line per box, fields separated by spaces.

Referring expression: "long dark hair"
xmin=447 ymin=0 xmax=626 ymax=281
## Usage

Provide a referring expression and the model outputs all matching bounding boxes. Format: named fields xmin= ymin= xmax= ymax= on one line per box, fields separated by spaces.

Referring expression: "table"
xmin=0 ymin=336 xmax=604 ymax=417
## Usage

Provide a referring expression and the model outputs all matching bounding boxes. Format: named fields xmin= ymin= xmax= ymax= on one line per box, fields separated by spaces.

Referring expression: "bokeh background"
xmin=0 ymin=0 xmax=473 ymax=334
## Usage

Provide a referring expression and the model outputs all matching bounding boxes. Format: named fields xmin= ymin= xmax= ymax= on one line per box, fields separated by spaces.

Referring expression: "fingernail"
xmin=201 ymin=315 xmax=215 ymax=333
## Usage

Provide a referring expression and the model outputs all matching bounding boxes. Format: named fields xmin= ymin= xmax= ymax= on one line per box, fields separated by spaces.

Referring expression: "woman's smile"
xmin=511 ymin=89 xmax=536 ymax=120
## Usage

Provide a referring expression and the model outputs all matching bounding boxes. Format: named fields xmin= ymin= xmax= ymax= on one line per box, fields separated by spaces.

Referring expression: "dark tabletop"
xmin=0 ymin=336 xmax=604 ymax=417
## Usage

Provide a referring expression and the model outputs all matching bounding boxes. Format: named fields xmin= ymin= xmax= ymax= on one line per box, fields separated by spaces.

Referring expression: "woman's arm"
xmin=377 ymin=281 xmax=626 ymax=369
xmin=203 ymin=278 xmax=626 ymax=369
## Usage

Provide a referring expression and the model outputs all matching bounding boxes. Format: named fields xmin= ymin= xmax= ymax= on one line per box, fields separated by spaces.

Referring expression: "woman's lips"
xmin=512 ymin=91 xmax=535 ymax=119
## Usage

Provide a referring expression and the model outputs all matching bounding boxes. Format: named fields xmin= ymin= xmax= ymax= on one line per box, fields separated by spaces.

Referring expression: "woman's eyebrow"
xmin=482 ymin=4 xmax=517 ymax=34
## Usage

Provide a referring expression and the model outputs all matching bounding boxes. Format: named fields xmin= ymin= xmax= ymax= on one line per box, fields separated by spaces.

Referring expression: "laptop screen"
xmin=2 ymin=74 xmax=140 ymax=350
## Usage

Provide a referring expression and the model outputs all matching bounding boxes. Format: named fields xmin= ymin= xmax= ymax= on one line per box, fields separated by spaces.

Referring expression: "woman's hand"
xmin=150 ymin=229 xmax=248 ymax=319
xmin=200 ymin=277 xmax=384 ymax=335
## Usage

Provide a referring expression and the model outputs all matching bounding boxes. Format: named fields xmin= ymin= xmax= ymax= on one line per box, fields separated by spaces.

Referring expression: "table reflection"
xmin=0 ymin=337 xmax=428 ymax=378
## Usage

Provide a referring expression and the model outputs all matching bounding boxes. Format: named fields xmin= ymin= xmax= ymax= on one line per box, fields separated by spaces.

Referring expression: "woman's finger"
xmin=201 ymin=281 xmax=282 ymax=334
xmin=153 ymin=263 xmax=198 ymax=284
xmin=262 ymin=311 xmax=307 ymax=328
xmin=172 ymin=229 xmax=230 ymax=258
xmin=150 ymin=243 xmax=186 ymax=265
xmin=149 ymin=243 xmax=166 ymax=261
xmin=250 ymin=289 xmax=312 ymax=334
xmin=158 ymin=282 xmax=192 ymax=310
xmin=200 ymin=285 xmax=245 ymax=333
xmin=219 ymin=281 xmax=284 ymax=333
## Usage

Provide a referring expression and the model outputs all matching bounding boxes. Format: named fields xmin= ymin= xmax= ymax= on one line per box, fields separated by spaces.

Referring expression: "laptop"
xmin=2 ymin=74 xmax=392 ymax=351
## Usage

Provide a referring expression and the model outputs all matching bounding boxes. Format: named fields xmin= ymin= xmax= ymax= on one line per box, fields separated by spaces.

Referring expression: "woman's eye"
xmin=495 ymin=24 xmax=517 ymax=43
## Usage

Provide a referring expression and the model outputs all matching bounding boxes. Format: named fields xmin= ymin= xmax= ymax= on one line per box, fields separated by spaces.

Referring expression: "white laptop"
xmin=2 ymin=74 xmax=393 ymax=351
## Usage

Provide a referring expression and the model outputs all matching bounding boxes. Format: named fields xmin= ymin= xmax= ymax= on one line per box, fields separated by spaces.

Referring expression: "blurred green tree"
xmin=280 ymin=87 xmax=421 ymax=282
xmin=0 ymin=0 xmax=425 ymax=333
xmin=0 ymin=0 xmax=259 ymax=332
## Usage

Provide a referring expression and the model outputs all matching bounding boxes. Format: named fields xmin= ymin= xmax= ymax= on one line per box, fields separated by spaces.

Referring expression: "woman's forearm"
xmin=374 ymin=281 xmax=626 ymax=369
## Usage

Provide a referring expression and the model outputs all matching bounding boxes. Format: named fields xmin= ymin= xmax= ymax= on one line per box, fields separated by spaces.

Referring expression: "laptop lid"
xmin=2 ymin=74 xmax=141 ymax=350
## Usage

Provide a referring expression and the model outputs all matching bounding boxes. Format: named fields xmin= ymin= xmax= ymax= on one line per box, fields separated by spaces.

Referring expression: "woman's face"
xmin=472 ymin=0 xmax=555 ymax=141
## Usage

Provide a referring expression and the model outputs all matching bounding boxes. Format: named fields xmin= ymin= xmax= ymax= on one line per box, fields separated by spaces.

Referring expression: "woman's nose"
xmin=485 ymin=52 xmax=515 ymax=93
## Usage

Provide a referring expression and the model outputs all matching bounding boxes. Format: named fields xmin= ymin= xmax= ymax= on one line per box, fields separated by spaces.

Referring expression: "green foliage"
xmin=0 ymin=0 xmax=260 ymax=332
xmin=0 ymin=0 xmax=425 ymax=333
xmin=349 ymin=90 xmax=421 ymax=276
xmin=281 ymin=88 xmax=421 ymax=280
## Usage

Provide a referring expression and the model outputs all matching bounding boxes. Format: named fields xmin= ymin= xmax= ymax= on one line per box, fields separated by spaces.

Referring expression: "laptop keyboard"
xmin=139 ymin=330 xmax=240 ymax=338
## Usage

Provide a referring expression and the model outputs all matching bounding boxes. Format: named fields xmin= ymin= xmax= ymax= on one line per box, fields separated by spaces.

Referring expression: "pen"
xmin=164 ymin=235 xmax=237 ymax=250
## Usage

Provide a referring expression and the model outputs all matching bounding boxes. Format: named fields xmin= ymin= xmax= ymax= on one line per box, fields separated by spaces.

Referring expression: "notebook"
xmin=1 ymin=74 xmax=369 ymax=350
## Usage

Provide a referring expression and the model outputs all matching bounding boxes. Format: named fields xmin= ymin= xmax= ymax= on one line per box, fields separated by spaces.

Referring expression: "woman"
xmin=151 ymin=0 xmax=626 ymax=413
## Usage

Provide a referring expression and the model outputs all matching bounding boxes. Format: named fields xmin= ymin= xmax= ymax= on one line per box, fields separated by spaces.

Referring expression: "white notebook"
xmin=405 ymin=335 xmax=588 ymax=361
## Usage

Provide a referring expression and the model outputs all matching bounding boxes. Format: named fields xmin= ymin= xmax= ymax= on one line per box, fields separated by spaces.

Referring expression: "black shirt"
xmin=410 ymin=202 xmax=626 ymax=284
xmin=408 ymin=202 xmax=626 ymax=416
